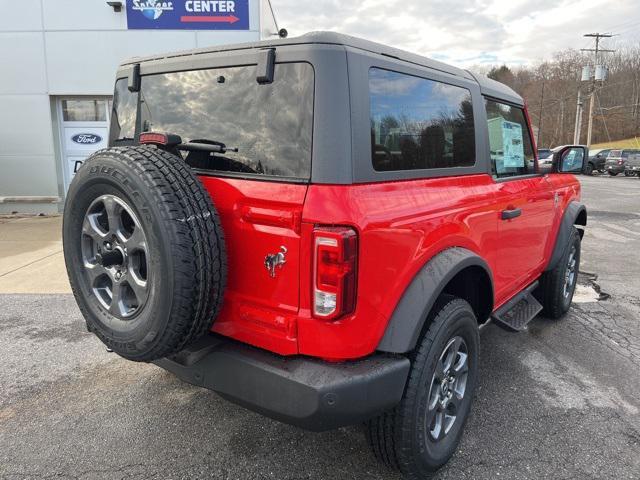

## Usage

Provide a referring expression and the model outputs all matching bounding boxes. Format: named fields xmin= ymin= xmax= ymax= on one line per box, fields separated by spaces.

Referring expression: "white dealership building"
xmin=0 ymin=0 xmax=276 ymax=214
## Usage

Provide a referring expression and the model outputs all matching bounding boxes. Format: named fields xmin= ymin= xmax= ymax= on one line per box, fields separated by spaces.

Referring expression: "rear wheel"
xmin=63 ymin=146 xmax=227 ymax=362
xmin=366 ymin=296 xmax=479 ymax=478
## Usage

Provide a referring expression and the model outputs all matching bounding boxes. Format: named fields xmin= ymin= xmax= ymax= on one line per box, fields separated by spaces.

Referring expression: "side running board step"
xmin=491 ymin=281 xmax=542 ymax=332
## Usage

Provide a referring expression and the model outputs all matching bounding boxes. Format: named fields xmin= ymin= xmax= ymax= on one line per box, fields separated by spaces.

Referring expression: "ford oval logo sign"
xmin=72 ymin=133 xmax=102 ymax=145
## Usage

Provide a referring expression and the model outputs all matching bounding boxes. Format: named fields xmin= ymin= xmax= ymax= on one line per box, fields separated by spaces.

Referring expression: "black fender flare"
xmin=377 ymin=247 xmax=493 ymax=354
xmin=545 ymin=201 xmax=587 ymax=272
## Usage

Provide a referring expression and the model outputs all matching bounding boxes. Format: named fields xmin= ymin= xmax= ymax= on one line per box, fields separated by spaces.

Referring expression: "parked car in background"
xmin=538 ymin=148 xmax=552 ymax=160
xmin=537 ymin=148 xmax=554 ymax=168
xmin=586 ymin=148 xmax=611 ymax=175
xmin=605 ymin=149 xmax=640 ymax=176
xmin=624 ymin=153 xmax=640 ymax=177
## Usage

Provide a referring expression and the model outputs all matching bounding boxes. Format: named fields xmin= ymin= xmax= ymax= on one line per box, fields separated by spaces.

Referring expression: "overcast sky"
xmin=270 ymin=0 xmax=640 ymax=67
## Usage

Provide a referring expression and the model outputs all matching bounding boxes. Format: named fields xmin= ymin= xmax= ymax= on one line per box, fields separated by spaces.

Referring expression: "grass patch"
xmin=591 ymin=137 xmax=640 ymax=150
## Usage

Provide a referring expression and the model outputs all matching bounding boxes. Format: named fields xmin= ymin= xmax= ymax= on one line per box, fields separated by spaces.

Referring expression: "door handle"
xmin=501 ymin=208 xmax=522 ymax=220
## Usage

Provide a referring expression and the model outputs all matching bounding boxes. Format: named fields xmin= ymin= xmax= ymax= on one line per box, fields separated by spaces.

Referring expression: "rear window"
xmin=369 ymin=68 xmax=476 ymax=172
xmin=608 ymin=150 xmax=622 ymax=158
xmin=109 ymin=63 xmax=314 ymax=180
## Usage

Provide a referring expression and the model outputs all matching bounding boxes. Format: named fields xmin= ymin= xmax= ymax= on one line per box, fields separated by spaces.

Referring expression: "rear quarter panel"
xmin=297 ymin=174 xmax=500 ymax=359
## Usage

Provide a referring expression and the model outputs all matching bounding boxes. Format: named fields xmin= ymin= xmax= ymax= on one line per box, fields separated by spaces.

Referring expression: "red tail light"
xmin=138 ymin=132 xmax=182 ymax=147
xmin=312 ymin=226 xmax=358 ymax=320
xmin=139 ymin=132 xmax=170 ymax=145
xmin=618 ymin=159 xmax=624 ymax=165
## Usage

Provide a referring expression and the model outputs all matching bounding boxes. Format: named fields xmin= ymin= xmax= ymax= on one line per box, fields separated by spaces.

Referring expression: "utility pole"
xmin=574 ymin=89 xmax=583 ymax=144
xmin=537 ymin=79 xmax=545 ymax=147
xmin=581 ymin=33 xmax=615 ymax=147
xmin=559 ymin=99 xmax=565 ymax=144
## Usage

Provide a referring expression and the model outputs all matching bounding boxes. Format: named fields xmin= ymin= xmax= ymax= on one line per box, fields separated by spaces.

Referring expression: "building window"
xmin=369 ymin=68 xmax=476 ymax=172
xmin=62 ymin=100 xmax=107 ymax=122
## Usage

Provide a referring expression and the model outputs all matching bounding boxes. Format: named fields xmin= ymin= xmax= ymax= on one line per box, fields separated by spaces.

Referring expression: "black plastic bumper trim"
xmin=154 ymin=336 xmax=410 ymax=431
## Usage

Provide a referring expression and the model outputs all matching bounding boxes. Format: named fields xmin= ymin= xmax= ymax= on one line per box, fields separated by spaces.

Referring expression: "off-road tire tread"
xmin=537 ymin=226 xmax=580 ymax=319
xmin=365 ymin=295 xmax=477 ymax=479
xmin=65 ymin=145 xmax=226 ymax=361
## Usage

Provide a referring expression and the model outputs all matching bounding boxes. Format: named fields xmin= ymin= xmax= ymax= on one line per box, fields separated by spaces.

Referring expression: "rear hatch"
xmin=605 ymin=150 xmax=623 ymax=167
xmin=109 ymin=62 xmax=315 ymax=354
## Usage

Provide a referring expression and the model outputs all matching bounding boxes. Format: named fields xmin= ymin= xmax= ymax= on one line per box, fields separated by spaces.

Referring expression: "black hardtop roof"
xmin=120 ymin=31 xmax=522 ymax=105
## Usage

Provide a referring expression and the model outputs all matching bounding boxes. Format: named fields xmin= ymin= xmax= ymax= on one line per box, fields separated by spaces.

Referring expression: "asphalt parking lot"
xmin=1 ymin=174 xmax=640 ymax=480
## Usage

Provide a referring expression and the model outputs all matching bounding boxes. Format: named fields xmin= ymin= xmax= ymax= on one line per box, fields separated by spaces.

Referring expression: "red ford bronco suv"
xmin=63 ymin=32 xmax=587 ymax=478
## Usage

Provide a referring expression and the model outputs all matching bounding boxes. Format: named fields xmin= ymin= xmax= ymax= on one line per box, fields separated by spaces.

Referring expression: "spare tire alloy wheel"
xmin=64 ymin=146 xmax=226 ymax=362
xmin=81 ymin=195 xmax=149 ymax=319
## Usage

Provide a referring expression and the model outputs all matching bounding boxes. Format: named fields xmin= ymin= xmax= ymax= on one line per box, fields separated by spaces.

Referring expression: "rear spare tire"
xmin=63 ymin=146 xmax=226 ymax=362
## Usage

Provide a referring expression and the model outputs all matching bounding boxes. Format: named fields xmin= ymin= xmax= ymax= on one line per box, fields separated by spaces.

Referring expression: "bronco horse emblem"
xmin=264 ymin=246 xmax=287 ymax=278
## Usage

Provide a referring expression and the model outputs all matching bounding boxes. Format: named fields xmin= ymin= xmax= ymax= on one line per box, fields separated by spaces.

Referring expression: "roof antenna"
xmin=266 ymin=0 xmax=288 ymax=38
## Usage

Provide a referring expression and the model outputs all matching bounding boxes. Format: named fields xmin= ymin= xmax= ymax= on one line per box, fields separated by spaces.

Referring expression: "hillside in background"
xmin=591 ymin=137 xmax=640 ymax=150
xmin=475 ymin=44 xmax=640 ymax=148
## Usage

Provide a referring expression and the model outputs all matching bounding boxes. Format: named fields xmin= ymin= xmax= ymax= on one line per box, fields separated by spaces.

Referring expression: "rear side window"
xmin=110 ymin=63 xmax=314 ymax=180
xmin=110 ymin=80 xmax=137 ymax=144
xmin=485 ymin=99 xmax=535 ymax=178
xmin=369 ymin=68 xmax=475 ymax=172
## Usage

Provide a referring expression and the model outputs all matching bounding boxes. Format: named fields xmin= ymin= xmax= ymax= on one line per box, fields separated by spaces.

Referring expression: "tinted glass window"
xmin=369 ymin=68 xmax=475 ymax=172
xmin=485 ymin=99 xmax=535 ymax=177
xmin=110 ymin=80 xmax=137 ymax=144
xmin=110 ymin=63 xmax=314 ymax=179
xmin=622 ymin=150 xmax=640 ymax=158
xmin=63 ymin=100 xmax=107 ymax=122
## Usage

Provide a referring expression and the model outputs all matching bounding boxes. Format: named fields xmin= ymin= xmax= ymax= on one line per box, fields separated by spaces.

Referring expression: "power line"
xmin=599 ymin=19 xmax=639 ymax=32
xmin=614 ymin=22 xmax=640 ymax=35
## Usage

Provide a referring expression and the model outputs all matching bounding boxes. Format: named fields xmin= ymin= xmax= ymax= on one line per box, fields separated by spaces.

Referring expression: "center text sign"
xmin=127 ymin=0 xmax=250 ymax=30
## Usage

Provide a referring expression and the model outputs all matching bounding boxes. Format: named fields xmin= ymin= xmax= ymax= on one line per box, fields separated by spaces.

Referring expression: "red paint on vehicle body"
xmin=198 ymin=175 xmax=307 ymax=355
xmin=198 ymin=169 xmax=580 ymax=359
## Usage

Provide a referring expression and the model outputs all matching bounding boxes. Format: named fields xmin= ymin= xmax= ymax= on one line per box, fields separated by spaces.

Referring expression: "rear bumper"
xmin=606 ymin=165 xmax=624 ymax=173
xmin=154 ymin=336 xmax=410 ymax=431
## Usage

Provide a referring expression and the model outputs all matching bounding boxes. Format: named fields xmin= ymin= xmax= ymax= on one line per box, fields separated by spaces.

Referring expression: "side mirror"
xmin=553 ymin=145 xmax=588 ymax=174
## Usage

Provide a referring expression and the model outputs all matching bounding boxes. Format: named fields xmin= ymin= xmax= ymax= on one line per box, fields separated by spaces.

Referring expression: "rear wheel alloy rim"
xmin=80 ymin=194 xmax=150 ymax=319
xmin=426 ymin=336 xmax=469 ymax=442
xmin=564 ymin=245 xmax=577 ymax=299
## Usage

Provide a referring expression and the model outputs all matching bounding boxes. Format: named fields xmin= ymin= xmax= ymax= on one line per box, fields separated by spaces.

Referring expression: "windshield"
xmin=109 ymin=63 xmax=314 ymax=180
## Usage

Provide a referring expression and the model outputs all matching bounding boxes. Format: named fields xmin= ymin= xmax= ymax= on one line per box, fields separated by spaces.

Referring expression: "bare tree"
xmin=472 ymin=42 xmax=640 ymax=146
